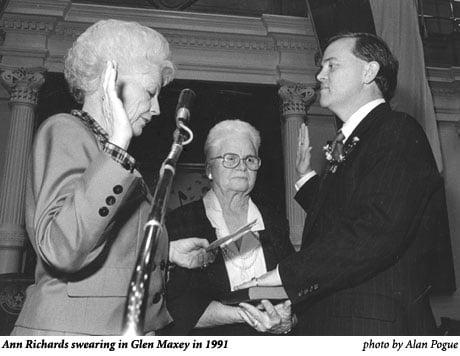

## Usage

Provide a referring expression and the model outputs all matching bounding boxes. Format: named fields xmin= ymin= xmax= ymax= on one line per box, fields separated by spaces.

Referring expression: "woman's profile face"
xmin=208 ymin=134 xmax=259 ymax=196
xmin=118 ymin=68 xmax=163 ymax=137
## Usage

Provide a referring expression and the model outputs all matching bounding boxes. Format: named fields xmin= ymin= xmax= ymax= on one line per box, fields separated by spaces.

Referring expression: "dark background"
xmin=27 ymin=72 xmax=286 ymax=275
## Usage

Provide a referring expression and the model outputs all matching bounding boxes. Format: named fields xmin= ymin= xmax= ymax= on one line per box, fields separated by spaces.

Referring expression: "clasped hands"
xmin=234 ymin=269 xmax=296 ymax=334
xmin=237 ymin=299 xmax=296 ymax=335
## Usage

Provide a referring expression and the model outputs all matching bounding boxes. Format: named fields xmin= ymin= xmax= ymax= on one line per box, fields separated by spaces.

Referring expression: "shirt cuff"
xmin=103 ymin=141 xmax=136 ymax=172
xmin=294 ymin=171 xmax=317 ymax=191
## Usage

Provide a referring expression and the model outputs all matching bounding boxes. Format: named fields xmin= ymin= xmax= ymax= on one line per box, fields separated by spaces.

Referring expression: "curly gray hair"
xmin=64 ymin=19 xmax=175 ymax=103
xmin=204 ymin=119 xmax=261 ymax=161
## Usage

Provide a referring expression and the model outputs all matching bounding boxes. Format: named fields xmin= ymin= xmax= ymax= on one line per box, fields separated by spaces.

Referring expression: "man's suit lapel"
xmin=301 ymin=103 xmax=391 ymax=244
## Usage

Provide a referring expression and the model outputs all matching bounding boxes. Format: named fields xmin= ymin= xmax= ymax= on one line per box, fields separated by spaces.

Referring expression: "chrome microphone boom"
xmin=122 ymin=89 xmax=195 ymax=336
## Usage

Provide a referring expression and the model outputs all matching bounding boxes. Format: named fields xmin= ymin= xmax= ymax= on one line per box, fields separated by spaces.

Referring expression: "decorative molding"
xmin=0 ymin=1 xmax=317 ymax=83
xmin=52 ymin=22 xmax=277 ymax=51
xmin=0 ymin=14 xmax=56 ymax=33
xmin=426 ymin=66 xmax=460 ymax=83
xmin=430 ymin=85 xmax=459 ymax=96
xmin=262 ymin=14 xmax=317 ymax=53
xmin=165 ymin=31 xmax=275 ymax=52
xmin=53 ymin=21 xmax=87 ymax=39
xmin=274 ymin=36 xmax=317 ymax=52
xmin=262 ymin=13 xmax=314 ymax=36
xmin=174 ymin=64 xmax=279 ymax=85
xmin=145 ymin=0 xmax=199 ymax=11
xmin=425 ymin=66 xmax=460 ymax=124
xmin=429 ymin=79 xmax=460 ymax=98
xmin=427 ymin=66 xmax=460 ymax=98
xmin=4 ymin=0 xmax=71 ymax=17
xmin=64 ymin=3 xmax=267 ymax=36
xmin=0 ymin=66 xmax=46 ymax=105
xmin=0 ymin=46 xmax=48 ymax=60
xmin=278 ymin=80 xmax=317 ymax=118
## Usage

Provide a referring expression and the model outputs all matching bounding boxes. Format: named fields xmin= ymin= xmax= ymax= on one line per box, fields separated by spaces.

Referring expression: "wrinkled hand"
xmin=239 ymin=300 xmax=295 ymax=334
xmin=102 ymin=60 xmax=132 ymax=149
xmin=169 ymin=238 xmax=216 ymax=269
xmin=296 ymin=123 xmax=313 ymax=177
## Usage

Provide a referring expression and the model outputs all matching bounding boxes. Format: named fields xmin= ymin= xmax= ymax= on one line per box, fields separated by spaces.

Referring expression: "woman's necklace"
xmin=221 ymin=232 xmax=260 ymax=281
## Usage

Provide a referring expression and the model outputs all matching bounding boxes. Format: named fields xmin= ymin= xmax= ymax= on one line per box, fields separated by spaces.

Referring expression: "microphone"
xmin=175 ymin=89 xmax=196 ymax=125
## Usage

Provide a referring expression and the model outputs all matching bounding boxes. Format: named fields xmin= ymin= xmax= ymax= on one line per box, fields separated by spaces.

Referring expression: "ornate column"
xmin=278 ymin=81 xmax=316 ymax=250
xmin=0 ymin=66 xmax=45 ymax=273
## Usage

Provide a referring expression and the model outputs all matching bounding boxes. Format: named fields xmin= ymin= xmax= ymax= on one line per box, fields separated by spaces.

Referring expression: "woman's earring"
xmin=208 ymin=174 xmax=212 ymax=180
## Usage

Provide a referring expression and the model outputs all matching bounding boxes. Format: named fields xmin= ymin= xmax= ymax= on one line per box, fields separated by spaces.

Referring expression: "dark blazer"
xmin=278 ymin=103 xmax=440 ymax=335
xmin=12 ymin=114 xmax=171 ymax=335
xmin=164 ymin=198 xmax=295 ymax=336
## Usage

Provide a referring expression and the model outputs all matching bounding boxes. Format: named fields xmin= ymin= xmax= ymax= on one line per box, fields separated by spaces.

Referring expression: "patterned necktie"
xmin=331 ymin=130 xmax=345 ymax=162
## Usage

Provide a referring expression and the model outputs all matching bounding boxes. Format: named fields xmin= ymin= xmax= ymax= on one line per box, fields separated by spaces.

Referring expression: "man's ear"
xmin=363 ymin=61 xmax=380 ymax=84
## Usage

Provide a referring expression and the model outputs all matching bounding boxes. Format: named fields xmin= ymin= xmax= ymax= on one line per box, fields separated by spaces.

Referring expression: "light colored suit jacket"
xmin=13 ymin=113 xmax=172 ymax=335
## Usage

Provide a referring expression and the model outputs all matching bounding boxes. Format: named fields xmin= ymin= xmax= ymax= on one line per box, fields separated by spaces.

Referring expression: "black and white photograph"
xmin=0 ymin=0 xmax=459 ymax=354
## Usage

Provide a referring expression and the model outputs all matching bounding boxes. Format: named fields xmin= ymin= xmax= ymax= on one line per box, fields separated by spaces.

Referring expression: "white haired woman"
xmin=164 ymin=120 xmax=297 ymax=335
xmin=11 ymin=19 xmax=212 ymax=336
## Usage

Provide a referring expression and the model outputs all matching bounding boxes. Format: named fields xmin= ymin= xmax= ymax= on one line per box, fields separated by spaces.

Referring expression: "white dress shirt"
xmin=295 ymin=98 xmax=386 ymax=190
xmin=203 ymin=189 xmax=267 ymax=291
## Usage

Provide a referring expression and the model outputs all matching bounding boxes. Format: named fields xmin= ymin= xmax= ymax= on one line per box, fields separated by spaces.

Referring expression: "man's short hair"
xmin=325 ymin=32 xmax=399 ymax=101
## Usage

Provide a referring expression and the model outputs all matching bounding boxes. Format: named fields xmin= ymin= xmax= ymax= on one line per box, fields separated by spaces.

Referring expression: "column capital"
xmin=278 ymin=80 xmax=316 ymax=119
xmin=0 ymin=65 xmax=46 ymax=106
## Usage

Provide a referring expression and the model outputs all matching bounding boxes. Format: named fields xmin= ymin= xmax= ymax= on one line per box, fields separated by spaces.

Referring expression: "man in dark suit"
xmin=239 ymin=32 xmax=440 ymax=335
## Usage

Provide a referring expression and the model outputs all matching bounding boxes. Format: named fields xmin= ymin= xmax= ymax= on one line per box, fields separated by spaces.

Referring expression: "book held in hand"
xmin=220 ymin=286 xmax=288 ymax=305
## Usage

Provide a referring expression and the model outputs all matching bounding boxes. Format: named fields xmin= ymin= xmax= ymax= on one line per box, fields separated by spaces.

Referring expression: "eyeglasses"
xmin=209 ymin=153 xmax=261 ymax=171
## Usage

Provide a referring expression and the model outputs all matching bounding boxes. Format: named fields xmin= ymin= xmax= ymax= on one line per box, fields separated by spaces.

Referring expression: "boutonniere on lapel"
xmin=323 ymin=135 xmax=360 ymax=174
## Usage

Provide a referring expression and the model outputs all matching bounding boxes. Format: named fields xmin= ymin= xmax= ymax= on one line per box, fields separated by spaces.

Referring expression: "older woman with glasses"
xmin=164 ymin=120 xmax=297 ymax=335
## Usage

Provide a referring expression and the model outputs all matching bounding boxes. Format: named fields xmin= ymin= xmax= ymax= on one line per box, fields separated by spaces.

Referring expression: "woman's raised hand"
xmin=102 ymin=60 xmax=133 ymax=150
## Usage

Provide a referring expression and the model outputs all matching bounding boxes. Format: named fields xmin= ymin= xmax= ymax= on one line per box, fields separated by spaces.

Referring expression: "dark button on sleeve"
xmin=113 ymin=185 xmax=123 ymax=194
xmin=160 ymin=260 xmax=167 ymax=271
xmin=121 ymin=161 xmax=132 ymax=171
xmin=99 ymin=207 xmax=109 ymax=217
xmin=106 ymin=196 xmax=116 ymax=206
xmin=152 ymin=292 xmax=161 ymax=304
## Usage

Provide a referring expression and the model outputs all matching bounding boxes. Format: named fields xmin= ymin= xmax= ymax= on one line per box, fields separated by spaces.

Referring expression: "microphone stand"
xmin=122 ymin=99 xmax=194 ymax=336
